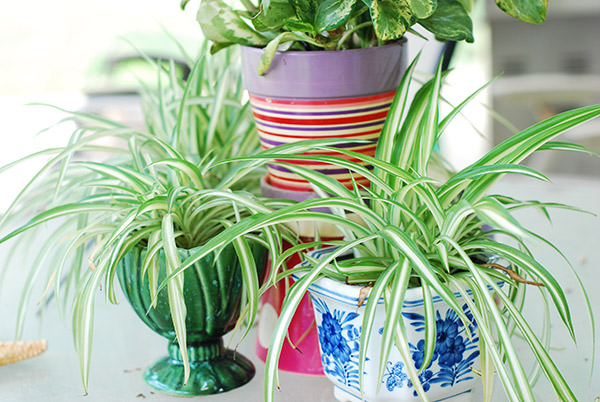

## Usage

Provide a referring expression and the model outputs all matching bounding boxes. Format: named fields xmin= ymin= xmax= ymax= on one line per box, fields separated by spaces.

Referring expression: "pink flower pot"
xmin=254 ymin=176 xmax=343 ymax=375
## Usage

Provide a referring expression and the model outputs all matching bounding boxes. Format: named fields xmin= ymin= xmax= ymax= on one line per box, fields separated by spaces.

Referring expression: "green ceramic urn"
xmin=117 ymin=243 xmax=267 ymax=396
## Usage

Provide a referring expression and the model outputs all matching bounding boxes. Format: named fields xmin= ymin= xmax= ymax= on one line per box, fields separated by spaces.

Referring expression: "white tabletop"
xmin=0 ymin=175 xmax=598 ymax=401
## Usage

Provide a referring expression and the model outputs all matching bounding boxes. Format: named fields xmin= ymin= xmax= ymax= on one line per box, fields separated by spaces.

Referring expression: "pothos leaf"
xmin=289 ymin=0 xmax=318 ymax=25
xmin=407 ymin=0 xmax=437 ymax=19
xmin=252 ymin=0 xmax=297 ymax=32
xmin=495 ymin=0 xmax=547 ymax=24
xmin=455 ymin=0 xmax=471 ymax=12
xmin=314 ymin=0 xmax=358 ymax=32
xmin=418 ymin=0 xmax=473 ymax=43
xmin=282 ymin=18 xmax=317 ymax=35
xmin=370 ymin=0 xmax=414 ymax=41
xmin=196 ymin=0 xmax=269 ymax=47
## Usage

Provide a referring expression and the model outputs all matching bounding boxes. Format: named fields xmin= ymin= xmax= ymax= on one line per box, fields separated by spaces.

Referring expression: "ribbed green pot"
xmin=117 ymin=243 xmax=267 ymax=396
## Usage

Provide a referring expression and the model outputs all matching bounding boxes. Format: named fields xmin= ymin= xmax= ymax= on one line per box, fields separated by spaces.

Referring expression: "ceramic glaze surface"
xmin=254 ymin=239 xmax=325 ymax=375
xmin=241 ymin=43 xmax=406 ymax=98
xmin=297 ymin=248 xmax=483 ymax=402
xmin=254 ymin=176 xmax=344 ymax=375
xmin=250 ymin=91 xmax=394 ymax=191
xmin=241 ymin=44 xmax=407 ymax=192
xmin=117 ymin=243 xmax=267 ymax=396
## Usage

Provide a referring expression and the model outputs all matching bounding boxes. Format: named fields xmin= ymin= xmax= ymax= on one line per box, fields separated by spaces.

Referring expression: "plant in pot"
xmin=0 ymin=45 xmax=278 ymax=396
xmin=181 ymin=0 xmax=549 ymax=191
xmin=181 ymin=1 xmax=553 ymax=371
xmin=171 ymin=55 xmax=600 ymax=401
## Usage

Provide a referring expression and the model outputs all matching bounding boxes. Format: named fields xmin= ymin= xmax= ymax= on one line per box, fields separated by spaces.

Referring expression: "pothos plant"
xmin=161 ymin=54 xmax=600 ymax=401
xmin=0 ymin=44 xmax=276 ymax=391
xmin=184 ymin=0 xmax=548 ymax=73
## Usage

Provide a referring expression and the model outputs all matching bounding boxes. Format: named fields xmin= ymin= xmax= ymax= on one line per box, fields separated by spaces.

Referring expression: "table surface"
xmin=1 ymin=147 xmax=599 ymax=401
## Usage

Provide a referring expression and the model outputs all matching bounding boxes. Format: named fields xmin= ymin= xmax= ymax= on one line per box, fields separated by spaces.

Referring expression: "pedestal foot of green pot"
xmin=143 ymin=340 xmax=255 ymax=396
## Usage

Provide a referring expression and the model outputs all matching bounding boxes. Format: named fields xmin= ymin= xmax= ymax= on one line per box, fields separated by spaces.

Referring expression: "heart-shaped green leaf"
xmin=371 ymin=0 xmax=414 ymax=41
xmin=495 ymin=0 xmax=547 ymax=23
xmin=408 ymin=0 xmax=437 ymax=19
xmin=283 ymin=18 xmax=317 ymax=35
xmin=289 ymin=0 xmax=318 ymax=24
xmin=314 ymin=0 xmax=357 ymax=32
xmin=252 ymin=0 xmax=297 ymax=32
xmin=196 ymin=0 xmax=269 ymax=47
xmin=418 ymin=0 xmax=473 ymax=43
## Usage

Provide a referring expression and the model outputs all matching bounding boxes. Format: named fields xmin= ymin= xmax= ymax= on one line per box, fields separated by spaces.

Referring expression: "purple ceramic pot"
xmin=241 ymin=43 xmax=408 ymax=192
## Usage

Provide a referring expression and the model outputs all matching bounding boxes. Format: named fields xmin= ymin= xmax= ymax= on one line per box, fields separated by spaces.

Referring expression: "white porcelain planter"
xmin=295 ymin=248 xmax=490 ymax=402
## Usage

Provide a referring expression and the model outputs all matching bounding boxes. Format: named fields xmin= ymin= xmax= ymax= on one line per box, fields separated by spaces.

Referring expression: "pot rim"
xmin=240 ymin=39 xmax=407 ymax=58
xmin=241 ymin=40 xmax=408 ymax=98
xmin=292 ymin=246 xmax=505 ymax=307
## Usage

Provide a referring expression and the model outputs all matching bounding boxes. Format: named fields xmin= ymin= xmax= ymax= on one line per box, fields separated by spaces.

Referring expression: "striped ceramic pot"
xmin=241 ymin=43 xmax=407 ymax=192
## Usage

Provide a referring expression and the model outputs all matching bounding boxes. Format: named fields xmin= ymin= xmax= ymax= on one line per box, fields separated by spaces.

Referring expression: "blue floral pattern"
xmin=303 ymin=248 xmax=488 ymax=400
xmin=382 ymin=361 xmax=408 ymax=391
xmin=314 ymin=297 xmax=479 ymax=397
xmin=382 ymin=303 xmax=480 ymax=396
xmin=311 ymin=296 xmax=363 ymax=391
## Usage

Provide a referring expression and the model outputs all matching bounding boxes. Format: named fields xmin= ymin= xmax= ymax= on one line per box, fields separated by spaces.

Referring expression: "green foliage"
xmin=185 ymin=0 xmax=547 ymax=73
xmin=369 ymin=0 xmax=415 ymax=42
xmin=0 ymin=43 xmax=273 ymax=392
xmin=496 ymin=0 xmax=547 ymax=24
xmin=176 ymin=55 xmax=600 ymax=401
xmin=419 ymin=0 xmax=474 ymax=43
xmin=314 ymin=0 xmax=356 ymax=32
xmin=408 ymin=0 xmax=437 ymax=19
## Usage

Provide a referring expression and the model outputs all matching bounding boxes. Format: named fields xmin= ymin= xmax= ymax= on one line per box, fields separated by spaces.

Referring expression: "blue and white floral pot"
xmin=295 ymin=248 xmax=488 ymax=402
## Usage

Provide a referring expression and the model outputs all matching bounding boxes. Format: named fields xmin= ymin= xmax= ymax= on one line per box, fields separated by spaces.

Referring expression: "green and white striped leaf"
xmin=263 ymin=238 xmax=377 ymax=402
xmin=161 ymin=214 xmax=189 ymax=384
xmin=450 ymin=277 xmax=523 ymax=402
xmin=465 ymin=240 xmax=575 ymax=339
xmin=480 ymin=273 xmax=578 ymax=401
xmin=445 ymin=240 xmax=534 ymax=401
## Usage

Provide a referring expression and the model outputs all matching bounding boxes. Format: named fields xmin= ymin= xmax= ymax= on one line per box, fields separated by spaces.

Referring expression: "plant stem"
xmin=483 ymin=263 xmax=545 ymax=287
xmin=336 ymin=22 xmax=374 ymax=50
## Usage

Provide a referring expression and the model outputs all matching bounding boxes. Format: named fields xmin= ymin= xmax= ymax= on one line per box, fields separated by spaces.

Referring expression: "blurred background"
xmin=0 ymin=0 xmax=199 ymax=95
xmin=0 ymin=0 xmax=200 ymax=209
xmin=0 ymin=0 xmax=599 ymax=202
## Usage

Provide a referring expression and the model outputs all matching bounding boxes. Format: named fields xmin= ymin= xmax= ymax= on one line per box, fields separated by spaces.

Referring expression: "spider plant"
xmin=0 ymin=44 xmax=271 ymax=392
xmin=163 ymin=54 xmax=600 ymax=401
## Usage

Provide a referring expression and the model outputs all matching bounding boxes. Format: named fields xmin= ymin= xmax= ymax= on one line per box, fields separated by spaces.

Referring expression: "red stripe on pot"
xmin=272 ymin=150 xmax=376 ymax=166
xmin=249 ymin=90 xmax=396 ymax=106
xmin=251 ymin=102 xmax=393 ymax=117
xmin=248 ymin=90 xmax=395 ymax=190
xmin=257 ymin=127 xmax=382 ymax=141
xmin=297 ymin=145 xmax=378 ymax=156
xmin=252 ymin=110 xmax=390 ymax=126
xmin=267 ymin=172 xmax=371 ymax=192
